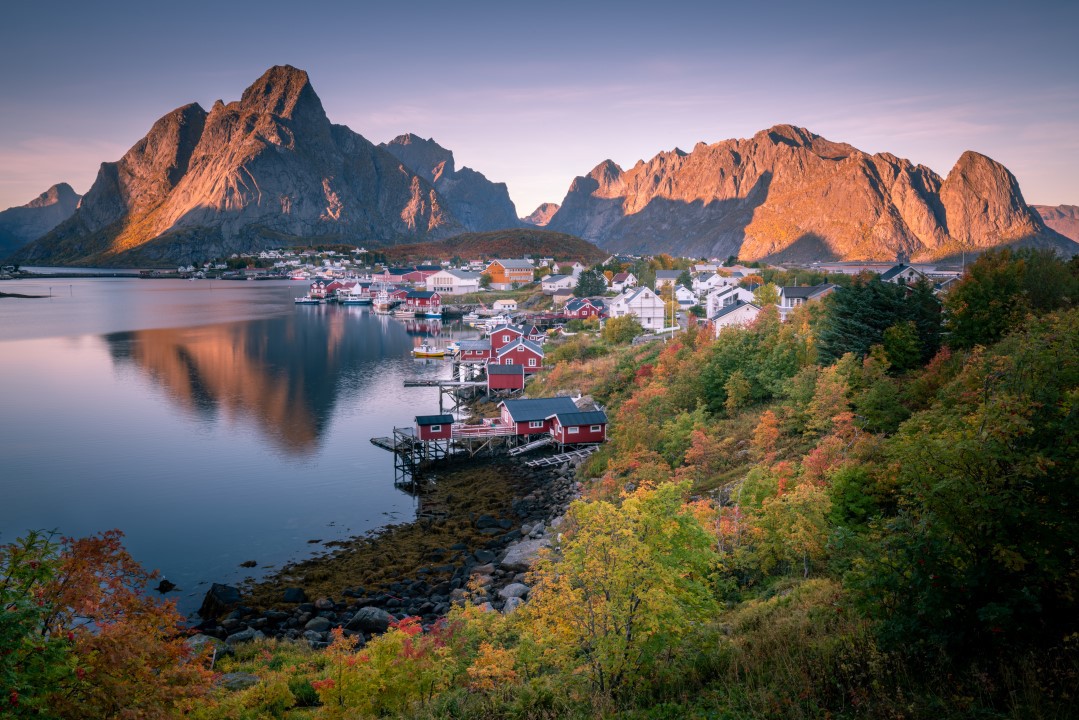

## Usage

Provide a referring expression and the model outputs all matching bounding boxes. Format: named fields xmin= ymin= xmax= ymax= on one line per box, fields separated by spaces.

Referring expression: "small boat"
xmin=445 ymin=341 xmax=461 ymax=355
xmin=412 ymin=343 xmax=445 ymax=358
xmin=393 ymin=308 xmax=415 ymax=319
xmin=462 ymin=311 xmax=480 ymax=325
xmin=339 ymin=293 xmax=372 ymax=305
xmin=294 ymin=295 xmax=321 ymax=305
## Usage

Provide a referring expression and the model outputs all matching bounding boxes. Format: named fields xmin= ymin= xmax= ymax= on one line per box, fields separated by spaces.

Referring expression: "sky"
xmin=1 ymin=0 xmax=1077 ymax=215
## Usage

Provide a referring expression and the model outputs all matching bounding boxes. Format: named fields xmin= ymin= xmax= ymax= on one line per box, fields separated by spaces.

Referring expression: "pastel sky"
xmin=1 ymin=0 xmax=1076 ymax=216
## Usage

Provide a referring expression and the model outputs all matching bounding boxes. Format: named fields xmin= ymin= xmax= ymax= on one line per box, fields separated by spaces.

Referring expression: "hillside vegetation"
xmin=380 ymin=229 xmax=607 ymax=265
xmin=3 ymin=248 xmax=1077 ymax=719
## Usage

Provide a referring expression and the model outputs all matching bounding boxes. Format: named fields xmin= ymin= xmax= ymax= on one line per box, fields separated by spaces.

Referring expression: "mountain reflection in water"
xmin=104 ymin=308 xmax=411 ymax=455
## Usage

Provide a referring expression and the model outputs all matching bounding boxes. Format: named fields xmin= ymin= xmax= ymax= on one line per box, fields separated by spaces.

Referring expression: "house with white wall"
xmin=609 ymin=287 xmax=667 ymax=331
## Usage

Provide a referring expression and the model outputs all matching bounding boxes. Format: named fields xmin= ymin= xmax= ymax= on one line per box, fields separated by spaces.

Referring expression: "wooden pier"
xmin=523 ymin=445 xmax=601 ymax=468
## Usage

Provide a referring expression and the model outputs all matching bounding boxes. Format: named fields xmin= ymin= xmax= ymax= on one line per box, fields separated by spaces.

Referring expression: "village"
xmin=278 ymin=250 xmax=968 ymax=482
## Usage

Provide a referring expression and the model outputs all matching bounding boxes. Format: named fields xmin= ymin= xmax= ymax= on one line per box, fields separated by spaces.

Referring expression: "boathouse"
xmin=492 ymin=337 xmax=545 ymax=372
xmin=489 ymin=324 xmax=525 ymax=352
xmin=405 ymin=290 xmax=442 ymax=316
xmin=550 ymin=410 xmax=608 ymax=444
xmin=487 ymin=364 xmax=526 ymax=393
xmin=499 ymin=397 xmax=578 ymax=436
xmin=415 ymin=414 xmax=454 ymax=441
xmin=457 ymin=339 xmax=493 ymax=362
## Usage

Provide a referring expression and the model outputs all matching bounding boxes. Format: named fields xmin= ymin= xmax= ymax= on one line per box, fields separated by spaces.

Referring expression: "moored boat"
xmin=294 ymin=295 xmax=321 ymax=305
xmin=411 ymin=343 xmax=445 ymax=358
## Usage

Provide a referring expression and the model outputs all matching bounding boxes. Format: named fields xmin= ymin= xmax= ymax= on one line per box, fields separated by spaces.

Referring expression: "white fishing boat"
xmin=393 ymin=307 xmax=415 ymax=319
xmin=294 ymin=295 xmax=321 ymax=305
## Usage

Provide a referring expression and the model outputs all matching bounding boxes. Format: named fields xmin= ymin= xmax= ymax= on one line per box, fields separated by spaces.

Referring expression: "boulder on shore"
xmin=199 ymin=583 xmax=241 ymax=620
xmin=346 ymin=606 xmax=392 ymax=634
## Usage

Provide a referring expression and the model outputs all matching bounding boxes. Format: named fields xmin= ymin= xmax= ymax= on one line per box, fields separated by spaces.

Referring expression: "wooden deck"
xmin=450 ymin=423 xmax=515 ymax=439
xmin=523 ymin=445 xmax=601 ymax=468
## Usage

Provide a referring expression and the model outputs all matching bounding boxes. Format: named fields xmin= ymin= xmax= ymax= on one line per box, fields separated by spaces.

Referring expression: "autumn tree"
xmin=602 ymin=315 xmax=643 ymax=345
xmin=850 ymin=309 xmax=1079 ymax=656
xmin=523 ymin=483 xmax=719 ymax=695
xmin=944 ymin=248 xmax=1078 ymax=349
xmin=1 ymin=530 xmax=213 ymax=719
xmin=752 ymin=282 xmax=780 ymax=306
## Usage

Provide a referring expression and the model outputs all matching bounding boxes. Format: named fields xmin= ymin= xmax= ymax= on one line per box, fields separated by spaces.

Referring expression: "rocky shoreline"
xmin=187 ymin=455 xmax=584 ymax=652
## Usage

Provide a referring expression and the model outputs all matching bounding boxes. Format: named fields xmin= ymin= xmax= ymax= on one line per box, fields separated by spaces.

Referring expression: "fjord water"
xmin=0 ymin=277 xmax=462 ymax=615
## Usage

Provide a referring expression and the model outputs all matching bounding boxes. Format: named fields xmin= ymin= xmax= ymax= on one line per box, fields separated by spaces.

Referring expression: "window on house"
xmin=503 ymin=335 xmax=511 ymax=342
xmin=568 ymin=426 xmax=579 ymax=434
xmin=430 ymin=425 xmax=441 ymax=432
xmin=529 ymin=420 xmax=544 ymax=429
xmin=505 ymin=358 xmax=513 ymax=364
xmin=529 ymin=358 xmax=538 ymax=366
xmin=590 ymin=425 xmax=601 ymax=432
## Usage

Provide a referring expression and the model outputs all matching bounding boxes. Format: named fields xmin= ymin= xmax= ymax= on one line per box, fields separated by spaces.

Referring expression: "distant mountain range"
xmin=3 ymin=66 xmax=1076 ymax=266
xmin=1032 ymin=205 xmax=1079 ymax=244
xmin=0 ymin=183 xmax=81 ymax=259
xmin=545 ymin=125 xmax=1077 ymax=261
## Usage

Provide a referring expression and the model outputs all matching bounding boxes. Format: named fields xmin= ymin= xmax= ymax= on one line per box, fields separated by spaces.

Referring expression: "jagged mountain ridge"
xmin=1033 ymin=205 xmax=1079 ymax=243
xmin=12 ymin=67 xmax=474 ymax=266
xmin=546 ymin=125 xmax=1077 ymax=261
xmin=521 ymin=202 xmax=560 ymax=227
xmin=0 ymin=183 xmax=81 ymax=259
xmin=379 ymin=134 xmax=521 ymax=233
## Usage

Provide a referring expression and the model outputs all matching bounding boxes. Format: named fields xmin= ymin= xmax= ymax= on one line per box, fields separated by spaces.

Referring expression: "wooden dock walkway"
xmin=507 ymin=436 xmax=553 ymax=456
xmin=523 ymin=445 xmax=601 ymax=468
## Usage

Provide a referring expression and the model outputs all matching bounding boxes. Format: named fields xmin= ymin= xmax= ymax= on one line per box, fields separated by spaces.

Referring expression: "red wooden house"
xmin=405 ymin=291 xmax=442 ymax=316
xmin=492 ymin=338 xmax=545 ymax=372
xmin=457 ymin=339 xmax=493 ymax=363
xmin=520 ymin=324 xmax=546 ymax=344
xmin=563 ymin=298 xmax=605 ymax=320
xmin=489 ymin=324 xmax=524 ymax=353
xmin=498 ymin=397 xmax=579 ymax=436
xmin=389 ymin=288 xmax=410 ymax=303
xmin=486 ymin=364 xmax=526 ymax=393
xmin=549 ymin=410 xmax=608 ymax=444
xmin=309 ymin=279 xmax=331 ymax=298
xmin=415 ymin=414 xmax=454 ymax=441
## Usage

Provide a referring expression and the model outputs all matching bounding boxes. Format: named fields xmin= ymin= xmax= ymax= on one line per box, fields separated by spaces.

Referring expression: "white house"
xmin=568 ymin=262 xmax=587 ymax=278
xmin=705 ymin=285 xmax=756 ymax=318
xmin=609 ymin=287 xmax=667 ymax=331
xmin=426 ymin=269 xmax=481 ymax=295
xmin=654 ymin=270 xmax=682 ymax=290
xmin=879 ymin=263 xmax=929 ymax=285
xmin=541 ymin=274 xmax=577 ymax=294
xmin=610 ymin=272 xmax=637 ymax=293
xmin=712 ymin=300 xmax=762 ymax=336
xmin=674 ymin=284 xmax=696 ymax=307
xmin=779 ymin=283 xmax=838 ymax=320
xmin=492 ymin=299 xmax=518 ymax=312
xmin=693 ymin=271 xmax=736 ymax=296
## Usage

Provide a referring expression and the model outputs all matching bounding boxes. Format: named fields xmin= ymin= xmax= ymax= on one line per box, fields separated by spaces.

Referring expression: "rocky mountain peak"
xmin=546 ymin=126 xmax=1076 ymax=261
xmin=381 ymin=134 xmax=456 ymax=184
xmin=521 ymin=202 xmax=560 ymax=227
xmin=239 ymin=65 xmax=323 ymax=121
xmin=940 ymin=150 xmax=1045 ymax=247
xmin=26 ymin=182 xmax=79 ymax=209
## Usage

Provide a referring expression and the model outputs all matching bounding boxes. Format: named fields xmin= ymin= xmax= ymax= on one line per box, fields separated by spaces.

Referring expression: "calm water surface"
xmin=0 ymin=276 xmax=469 ymax=615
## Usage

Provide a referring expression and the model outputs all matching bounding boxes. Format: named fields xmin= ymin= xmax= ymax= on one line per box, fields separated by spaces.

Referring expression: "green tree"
xmin=677 ymin=269 xmax=693 ymax=289
xmin=575 ymin=269 xmax=608 ymax=297
xmin=602 ymin=315 xmax=643 ymax=344
xmin=882 ymin=320 xmax=921 ymax=371
xmin=944 ymin=248 xmax=1078 ymax=349
xmin=479 ymin=273 xmax=492 ymax=289
xmin=752 ymin=282 xmax=780 ymax=306
xmin=524 ymin=483 xmax=720 ymax=694
xmin=850 ymin=309 xmax=1079 ymax=656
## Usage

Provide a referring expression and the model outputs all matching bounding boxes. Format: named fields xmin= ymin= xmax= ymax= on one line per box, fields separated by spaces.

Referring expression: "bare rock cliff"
xmin=0 ymin=183 xmax=81 ymax=259
xmin=547 ymin=125 xmax=1077 ymax=261
xmin=16 ymin=66 xmax=463 ymax=266
xmin=380 ymin=133 xmax=521 ymax=232
xmin=1032 ymin=204 xmax=1079 ymax=243
xmin=521 ymin=202 xmax=560 ymax=227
